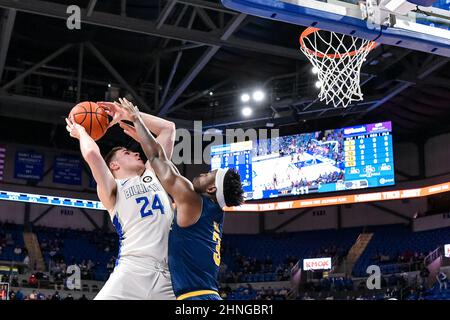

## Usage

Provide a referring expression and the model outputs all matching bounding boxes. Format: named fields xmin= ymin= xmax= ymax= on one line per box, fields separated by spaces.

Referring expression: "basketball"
xmin=69 ymin=101 xmax=109 ymax=141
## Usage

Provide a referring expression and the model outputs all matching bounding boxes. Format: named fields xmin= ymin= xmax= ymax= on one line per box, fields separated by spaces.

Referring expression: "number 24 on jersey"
xmin=135 ymin=194 xmax=165 ymax=218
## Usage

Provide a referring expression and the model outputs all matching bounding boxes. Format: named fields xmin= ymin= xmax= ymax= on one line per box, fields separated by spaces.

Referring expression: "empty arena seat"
xmin=222 ymin=227 xmax=362 ymax=277
xmin=32 ymin=226 xmax=118 ymax=281
xmin=0 ymin=223 xmax=26 ymax=263
xmin=352 ymin=224 xmax=450 ymax=277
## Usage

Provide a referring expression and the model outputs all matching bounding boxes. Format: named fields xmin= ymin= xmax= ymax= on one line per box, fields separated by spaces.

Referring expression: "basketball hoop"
xmin=299 ymin=27 xmax=377 ymax=108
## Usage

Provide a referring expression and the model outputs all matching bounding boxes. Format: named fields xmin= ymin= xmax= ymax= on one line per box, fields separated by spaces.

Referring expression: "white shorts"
xmin=94 ymin=258 xmax=175 ymax=300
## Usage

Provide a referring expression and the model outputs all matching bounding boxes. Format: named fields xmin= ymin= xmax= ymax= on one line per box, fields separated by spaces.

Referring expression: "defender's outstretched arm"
xmin=117 ymin=99 xmax=202 ymax=227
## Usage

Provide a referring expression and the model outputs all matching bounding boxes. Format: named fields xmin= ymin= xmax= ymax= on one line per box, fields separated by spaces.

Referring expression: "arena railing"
xmin=424 ymin=246 xmax=444 ymax=266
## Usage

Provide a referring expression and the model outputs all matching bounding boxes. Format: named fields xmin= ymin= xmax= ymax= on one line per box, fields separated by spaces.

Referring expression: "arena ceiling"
xmin=0 ymin=0 xmax=449 ymax=151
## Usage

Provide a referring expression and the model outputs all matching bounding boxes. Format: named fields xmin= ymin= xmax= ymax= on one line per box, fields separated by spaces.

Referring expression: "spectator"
xmin=23 ymin=254 xmax=30 ymax=272
xmin=282 ymin=268 xmax=290 ymax=281
xmin=87 ymin=259 xmax=95 ymax=270
xmin=419 ymin=265 xmax=430 ymax=287
xmin=107 ymin=257 xmax=115 ymax=273
xmin=49 ymin=248 xmax=57 ymax=258
xmin=14 ymin=246 xmax=22 ymax=255
xmin=391 ymin=287 xmax=399 ymax=299
xmin=28 ymin=274 xmax=38 ymax=288
xmin=436 ymin=271 xmax=448 ymax=291
xmin=379 ymin=253 xmax=390 ymax=262
xmin=29 ymin=290 xmax=37 ymax=300
xmin=220 ymin=291 xmax=228 ymax=299
xmin=51 ymin=291 xmax=61 ymax=300
xmin=302 ymin=292 xmax=314 ymax=300
xmin=15 ymin=290 xmax=24 ymax=300
xmin=78 ymin=294 xmax=88 ymax=300
xmin=64 ymin=293 xmax=74 ymax=300
xmin=11 ymin=275 xmax=19 ymax=287
xmin=5 ymin=233 xmax=13 ymax=246
xmin=41 ymin=240 xmax=48 ymax=250
xmin=279 ymin=287 xmax=288 ymax=296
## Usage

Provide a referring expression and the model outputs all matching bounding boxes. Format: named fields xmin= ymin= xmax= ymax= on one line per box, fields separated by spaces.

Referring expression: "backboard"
xmin=222 ymin=0 xmax=450 ymax=57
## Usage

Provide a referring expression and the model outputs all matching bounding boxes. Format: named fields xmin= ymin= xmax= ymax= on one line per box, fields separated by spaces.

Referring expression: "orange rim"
xmin=299 ymin=27 xmax=377 ymax=59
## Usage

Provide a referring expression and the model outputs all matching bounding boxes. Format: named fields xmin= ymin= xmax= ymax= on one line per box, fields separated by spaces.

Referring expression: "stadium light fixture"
xmin=241 ymin=93 xmax=250 ymax=102
xmin=252 ymin=90 xmax=265 ymax=102
xmin=242 ymin=106 xmax=252 ymax=117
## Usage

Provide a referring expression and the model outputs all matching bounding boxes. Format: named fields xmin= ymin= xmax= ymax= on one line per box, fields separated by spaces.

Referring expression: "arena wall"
xmin=1 ymin=142 xmax=95 ymax=192
xmin=30 ymin=206 xmax=104 ymax=231
xmin=0 ymin=201 xmax=26 ymax=225
xmin=393 ymin=142 xmax=419 ymax=180
xmin=425 ymin=133 xmax=450 ymax=177
xmin=263 ymin=207 xmax=338 ymax=232
xmin=223 ymin=212 xmax=260 ymax=234
xmin=0 ymin=200 xmax=111 ymax=232
xmin=413 ymin=212 xmax=450 ymax=232
xmin=223 ymin=198 xmax=426 ymax=234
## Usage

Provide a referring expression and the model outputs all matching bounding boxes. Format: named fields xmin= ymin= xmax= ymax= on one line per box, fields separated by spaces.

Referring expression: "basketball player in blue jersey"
xmin=65 ymin=99 xmax=176 ymax=300
xmin=116 ymin=98 xmax=244 ymax=300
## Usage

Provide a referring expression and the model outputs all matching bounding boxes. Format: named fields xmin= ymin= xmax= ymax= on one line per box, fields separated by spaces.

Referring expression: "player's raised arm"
xmin=140 ymin=112 xmax=176 ymax=161
xmin=65 ymin=117 xmax=116 ymax=213
xmin=98 ymin=100 xmax=176 ymax=160
xmin=116 ymin=98 xmax=202 ymax=227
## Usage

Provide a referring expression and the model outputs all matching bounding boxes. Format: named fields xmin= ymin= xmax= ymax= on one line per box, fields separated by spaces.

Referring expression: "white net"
xmin=300 ymin=27 xmax=377 ymax=108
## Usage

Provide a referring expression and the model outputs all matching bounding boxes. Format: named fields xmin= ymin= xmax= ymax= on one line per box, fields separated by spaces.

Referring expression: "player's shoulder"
xmin=115 ymin=176 xmax=134 ymax=188
xmin=200 ymin=195 xmax=223 ymax=217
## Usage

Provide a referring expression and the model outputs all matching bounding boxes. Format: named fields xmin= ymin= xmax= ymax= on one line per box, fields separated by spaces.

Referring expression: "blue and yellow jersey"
xmin=168 ymin=195 xmax=224 ymax=300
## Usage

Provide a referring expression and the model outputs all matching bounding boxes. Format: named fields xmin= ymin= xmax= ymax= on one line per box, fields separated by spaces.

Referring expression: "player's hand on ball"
xmin=65 ymin=116 xmax=86 ymax=140
xmin=117 ymin=97 xmax=141 ymax=122
xmin=97 ymin=101 xmax=128 ymax=128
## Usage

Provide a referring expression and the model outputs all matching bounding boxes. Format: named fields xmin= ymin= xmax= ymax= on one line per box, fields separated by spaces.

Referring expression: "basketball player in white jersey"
xmin=65 ymin=99 xmax=176 ymax=300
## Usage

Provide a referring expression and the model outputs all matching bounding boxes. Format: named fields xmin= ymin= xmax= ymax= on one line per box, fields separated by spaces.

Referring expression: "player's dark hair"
xmin=223 ymin=169 xmax=244 ymax=207
xmin=104 ymin=146 xmax=126 ymax=167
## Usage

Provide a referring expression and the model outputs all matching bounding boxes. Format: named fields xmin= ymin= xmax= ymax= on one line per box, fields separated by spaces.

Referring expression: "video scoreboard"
xmin=334 ymin=121 xmax=394 ymax=192
xmin=211 ymin=121 xmax=395 ymax=200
